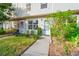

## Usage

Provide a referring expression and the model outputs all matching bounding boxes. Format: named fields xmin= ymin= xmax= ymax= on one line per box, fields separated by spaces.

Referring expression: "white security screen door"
xmin=44 ymin=20 xmax=50 ymax=35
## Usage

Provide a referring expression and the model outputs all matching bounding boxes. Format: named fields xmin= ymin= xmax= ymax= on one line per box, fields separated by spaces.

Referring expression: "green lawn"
xmin=0 ymin=35 xmax=35 ymax=56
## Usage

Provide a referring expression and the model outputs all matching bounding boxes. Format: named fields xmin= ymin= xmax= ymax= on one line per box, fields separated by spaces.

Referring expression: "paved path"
xmin=21 ymin=36 xmax=51 ymax=56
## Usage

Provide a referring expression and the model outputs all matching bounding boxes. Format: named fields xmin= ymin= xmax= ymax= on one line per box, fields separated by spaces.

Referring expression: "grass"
xmin=0 ymin=35 xmax=36 ymax=56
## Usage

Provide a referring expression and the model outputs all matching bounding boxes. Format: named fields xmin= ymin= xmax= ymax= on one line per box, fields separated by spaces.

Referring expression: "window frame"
xmin=28 ymin=20 xmax=38 ymax=30
xmin=40 ymin=3 xmax=47 ymax=9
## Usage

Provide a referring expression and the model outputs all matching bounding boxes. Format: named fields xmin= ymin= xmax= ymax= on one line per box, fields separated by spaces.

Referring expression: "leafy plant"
xmin=64 ymin=45 xmax=71 ymax=55
xmin=0 ymin=28 xmax=5 ymax=34
xmin=48 ymin=10 xmax=77 ymax=39
xmin=65 ymin=27 xmax=79 ymax=41
xmin=0 ymin=3 xmax=12 ymax=21
xmin=37 ymin=27 xmax=42 ymax=36
xmin=32 ymin=27 xmax=42 ymax=39
xmin=48 ymin=10 xmax=79 ymax=55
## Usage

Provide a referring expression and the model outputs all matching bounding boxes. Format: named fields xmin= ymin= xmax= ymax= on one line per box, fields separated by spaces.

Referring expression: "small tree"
xmin=48 ymin=10 xmax=77 ymax=38
xmin=0 ymin=3 xmax=12 ymax=33
xmin=0 ymin=3 xmax=12 ymax=21
xmin=0 ymin=10 xmax=9 ymax=21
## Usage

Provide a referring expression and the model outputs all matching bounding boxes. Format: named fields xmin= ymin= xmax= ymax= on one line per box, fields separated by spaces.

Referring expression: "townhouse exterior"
xmin=12 ymin=3 xmax=53 ymax=35
xmin=7 ymin=3 xmax=79 ymax=35
xmin=1 ymin=3 xmax=79 ymax=35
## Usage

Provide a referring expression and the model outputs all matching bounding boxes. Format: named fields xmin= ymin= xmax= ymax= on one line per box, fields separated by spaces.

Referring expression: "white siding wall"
xmin=3 ymin=21 xmax=15 ymax=30
xmin=12 ymin=3 xmax=29 ymax=17
xmin=30 ymin=3 xmax=53 ymax=15
xmin=12 ymin=3 xmax=53 ymax=16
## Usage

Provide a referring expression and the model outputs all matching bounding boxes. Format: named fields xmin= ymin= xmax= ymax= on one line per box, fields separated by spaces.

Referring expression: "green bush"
xmin=64 ymin=45 xmax=71 ymax=55
xmin=32 ymin=34 xmax=39 ymax=40
xmin=31 ymin=30 xmax=39 ymax=39
xmin=65 ymin=27 xmax=79 ymax=42
xmin=0 ymin=28 xmax=5 ymax=35
xmin=37 ymin=27 xmax=42 ymax=36
xmin=32 ymin=27 xmax=42 ymax=39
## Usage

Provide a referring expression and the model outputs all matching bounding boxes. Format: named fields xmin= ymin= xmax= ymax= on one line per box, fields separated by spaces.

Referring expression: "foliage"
xmin=0 ymin=3 xmax=12 ymax=21
xmin=0 ymin=28 xmax=5 ymax=34
xmin=48 ymin=10 xmax=79 ymax=55
xmin=5 ymin=29 xmax=17 ymax=34
xmin=0 ymin=35 xmax=35 ymax=56
xmin=64 ymin=45 xmax=71 ymax=55
xmin=25 ymin=27 xmax=42 ymax=39
xmin=37 ymin=27 xmax=42 ymax=36
xmin=0 ymin=3 xmax=12 ymax=11
xmin=0 ymin=11 xmax=9 ymax=21
xmin=65 ymin=27 xmax=79 ymax=42
xmin=32 ymin=27 xmax=42 ymax=39
xmin=49 ymin=11 xmax=77 ymax=39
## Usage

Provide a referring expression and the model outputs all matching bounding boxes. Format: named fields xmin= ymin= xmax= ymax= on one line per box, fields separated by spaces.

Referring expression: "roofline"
xmin=9 ymin=10 xmax=79 ymax=21
xmin=10 ymin=13 xmax=52 ymax=21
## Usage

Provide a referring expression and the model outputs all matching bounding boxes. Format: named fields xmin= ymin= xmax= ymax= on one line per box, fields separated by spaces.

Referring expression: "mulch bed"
xmin=48 ymin=42 xmax=64 ymax=56
xmin=48 ymin=37 xmax=79 ymax=56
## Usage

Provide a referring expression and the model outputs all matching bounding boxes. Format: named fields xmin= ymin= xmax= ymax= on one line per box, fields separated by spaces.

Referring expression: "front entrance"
xmin=44 ymin=20 xmax=50 ymax=35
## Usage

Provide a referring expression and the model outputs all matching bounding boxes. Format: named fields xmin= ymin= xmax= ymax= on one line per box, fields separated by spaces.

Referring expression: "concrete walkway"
xmin=21 ymin=36 xmax=51 ymax=56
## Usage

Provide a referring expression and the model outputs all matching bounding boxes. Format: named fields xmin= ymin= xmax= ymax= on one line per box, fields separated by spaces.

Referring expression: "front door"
xmin=44 ymin=20 xmax=50 ymax=35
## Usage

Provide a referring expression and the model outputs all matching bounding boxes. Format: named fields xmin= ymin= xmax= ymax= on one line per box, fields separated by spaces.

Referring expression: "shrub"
xmin=32 ymin=27 xmax=42 ymax=39
xmin=0 ymin=28 xmax=5 ymax=35
xmin=37 ymin=27 xmax=42 ymax=36
xmin=5 ymin=29 xmax=17 ymax=34
xmin=65 ymin=27 xmax=79 ymax=42
xmin=64 ymin=45 xmax=71 ymax=55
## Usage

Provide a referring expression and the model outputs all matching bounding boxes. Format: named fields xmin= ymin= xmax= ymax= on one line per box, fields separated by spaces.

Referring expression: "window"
xmin=40 ymin=3 xmax=47 ymax=9
xmin=26 ymin=3 xmax=31 ymax=11
xmin=28 ymin=21 xmax=32 ymax=24
xmin=28 ymin=24 xmax=32 ymax=29
xmin=33 ymin=20 xmax=38 ymax=24
xmin=28 ymin=20 xmax=38 ymax=29
xmin=33 ymin=24 xmax=38 ymax=29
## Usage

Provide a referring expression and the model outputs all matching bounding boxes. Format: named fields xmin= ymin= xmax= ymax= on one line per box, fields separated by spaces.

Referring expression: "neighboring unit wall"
xmin=53 ymin=3 xmax=79 ymax=12
xmin=3 ymin=21 xmax=16 ymax=30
